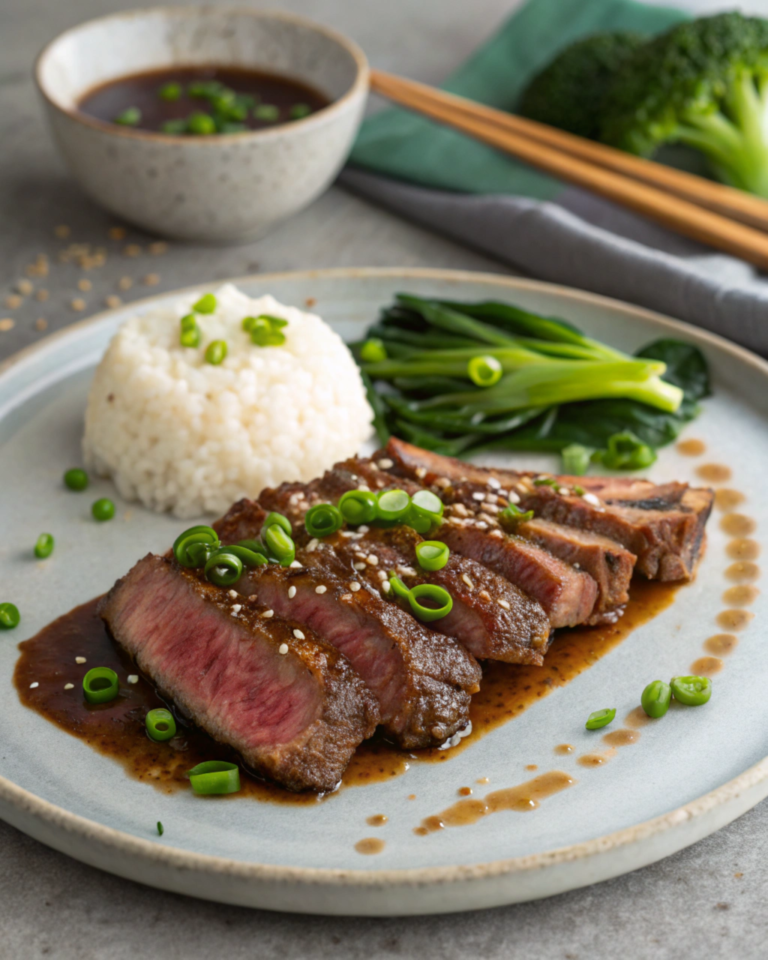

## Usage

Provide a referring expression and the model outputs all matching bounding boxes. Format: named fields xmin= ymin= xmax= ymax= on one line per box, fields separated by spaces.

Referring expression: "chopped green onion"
xmin=157 ymin=821 xmax=164 ymax=836
xmin=389 ymin=575 xmax=412 ymax=603
xmin=187 ymin=112 xmax=217 ymax=135
xmin=533 ymin=477 xmax=559 ymax=488
xmin=407 ymin=583 xmax=453 ymax=622
xmin=237 ymin=538 xmax=269 ymax=558
xmin=573 ymin=485 xmax=586 ymax=496
xmin=187 ymin=760 xmax=241 ymax=795
xmin=304 ymin=503 xmax=343 ymax=538
xmin=468 ymin=355 xmax=503 ymax=387
xmin=0 ymin=603 xmax=20 ymax=630
xmin=338 ymin=489 xmax=378 ymax=525
xmin=193 ymin=293 xmax=217 ymax=314
xmin=92 ymin=498 xmax=115 ymax=522
xmin=158 ymin=82 xmax=182 ymax=101
xmin=415 ymin=540 xmax=450 ymax=571
xmin=360 ymin=338 xmax=388 ymax=363
xmin=408 ymin=489 xmax=444 ymax=532
xmin=180 ymin=314 xmax=200 ymax=348
xmin=263 ymin=512 xmax=292 ymax=536
xmin=162 ymin=118 xmax=188 ymax=135
xmin=499 ymin=503 xmax=535 ymax=525
xmin=254 ymin=104 xmax=279 ymax=122
xmin=376 ymin=489 xmax=411 ymax=522
xmin=641 ymin=680 xmax=672 ymax=718
xmin=188 ymin=80 xmax=224 ymax=99
xmin=64 ymin=468 xmax=89 ymax=491
xmin=204 ymin=551 xmax=243 ymax=587
xmin=290 ymin=103 xmax=312 ymax=120
xmin=146 ymin=708 xmax=177 ymax=742
xmin=670 ymin=675 xmax=712 ymax=706
xmin=173 ymin=526 xmax=220 ymax=568
xmin=585 ymin=708 xmax=616 ymax=730
xmin=83 ymin=667 xmax=119 ymax=705
xmin=561 ymin=444 xmax=592 ymax=476
xmin=263 ymin=524 xmax=295 ymax=566
xmin=34 ymin=533 xmax=54 ymax=559
xmin=114 ymin=107 xmax=141 ymax=126
xmin=205 ymin=340 xmax=228 ymax=365
xmin=219 ymin=544 xmax=267 ymax=567
xmin=597 ymin=432 xmax=657 ymax=471
xmin=248 ymin=315 xmax=287 ymax=347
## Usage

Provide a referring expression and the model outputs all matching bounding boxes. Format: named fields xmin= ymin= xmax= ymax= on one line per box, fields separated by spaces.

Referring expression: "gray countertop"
xmin=1 ymin=1 xmax=767 ymax=957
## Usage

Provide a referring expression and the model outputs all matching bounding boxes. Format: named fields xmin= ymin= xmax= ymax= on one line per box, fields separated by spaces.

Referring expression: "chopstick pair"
xmin=369 ymin=69 xmax=768 ymax=271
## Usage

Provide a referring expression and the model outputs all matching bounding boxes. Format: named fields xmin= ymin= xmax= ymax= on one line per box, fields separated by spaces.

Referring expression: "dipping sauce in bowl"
xmin=78 ymin=66 xmax=330 ymax=136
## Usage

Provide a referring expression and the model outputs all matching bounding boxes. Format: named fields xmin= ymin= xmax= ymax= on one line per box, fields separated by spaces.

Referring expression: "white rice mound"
xmin=83 ymin=284 xmax=374 ymax=518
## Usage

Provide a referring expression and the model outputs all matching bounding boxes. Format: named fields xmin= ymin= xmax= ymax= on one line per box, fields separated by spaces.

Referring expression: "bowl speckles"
xmin=35 ymin=8 xmax=369 ymax=243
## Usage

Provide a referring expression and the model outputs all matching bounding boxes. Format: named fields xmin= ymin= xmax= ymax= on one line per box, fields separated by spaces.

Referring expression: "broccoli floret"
xmin=518 ymin=32 xmax=645 ymax=140
xmin=600 ymin=12 xmax=768 ymax=197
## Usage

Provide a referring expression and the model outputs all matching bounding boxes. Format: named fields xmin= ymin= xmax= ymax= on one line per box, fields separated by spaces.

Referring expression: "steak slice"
xmin=235 ymin=562 xmax=481 ymax=750
xmin=252 ymin=482 xmax=552 ymax=664
xmin=100 ymin=554 xmax=379 ymax=792
xmin=384 ymin=437 xmax=713 ymax=582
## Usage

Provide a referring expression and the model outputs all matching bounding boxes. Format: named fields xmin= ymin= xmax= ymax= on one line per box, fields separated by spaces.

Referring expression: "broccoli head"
xmin=600 ymin=12 xmax=768 ymax=197
xmin=518 ymin=32 xmax=645 ymax=140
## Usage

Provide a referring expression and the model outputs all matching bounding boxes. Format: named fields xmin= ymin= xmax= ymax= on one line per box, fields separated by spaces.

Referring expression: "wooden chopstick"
xmin=370 ymin=69 xmax=768 ymax=271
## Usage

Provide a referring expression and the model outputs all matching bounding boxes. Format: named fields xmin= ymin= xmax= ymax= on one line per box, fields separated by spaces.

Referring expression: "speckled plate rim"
xmin=2 ymin=266 xmax=768 ymax=916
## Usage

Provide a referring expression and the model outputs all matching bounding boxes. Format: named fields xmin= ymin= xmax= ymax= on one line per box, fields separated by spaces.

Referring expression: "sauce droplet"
xmin=412 ymin=826 xmax=428 ymax=836
xmin=726 ymin=539 xmax=760 ymax=561
xmin=704 ymin=633 xmax=739 ymax=656
xmin=416 ymin=771 xmax=575 ymax=833
xmin=476 ymin=777 xmax=490 ymax=785
xmin=716 ymin=609 xmax=755 ymax=631
xmin=553 ymin=744 xmax=575 ymax=755
xmin=407 ymin=794 xmax=416 ymax=801
xmin=720 ymin=514 xmax=757 ymax=537
xmin=624 ymin=706 xmax=652 ymax=728
xmin=722 ymin=584 xmax=759 ymax=607
xmin=715 ymin=489 xmax=746 ymax=511
xmin=690 ymin=656 xmax=723 ymax=676
xmin=366 ymin=814 xmax=388 ymax=827
xmin=697 ymin=463 xmax=732 ymax=483
xmin=725 ymin=561 xmax=760 ymax=582
xmin=577 ymin=753 xmax=611 ymax=768
xmin=677 ymin=438 xmax=706 ymax=456
xmin=602 ymin=729 xmax=639 ymax=747
xmin=355 ymin=838 xmax=385 ymax=855
xmin=525 ymin=764 xmax=538 ymax=771
xmin=458 ymin=786 xmax=473 ymax=797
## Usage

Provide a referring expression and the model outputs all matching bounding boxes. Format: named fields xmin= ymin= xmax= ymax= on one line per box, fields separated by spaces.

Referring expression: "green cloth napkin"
xmin=349 ymin=0 xmax=689 ymax=200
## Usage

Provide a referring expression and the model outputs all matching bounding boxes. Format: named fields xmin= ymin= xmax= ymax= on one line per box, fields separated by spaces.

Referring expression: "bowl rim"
xmin=34 ymin=5 xmax=369 ymax=146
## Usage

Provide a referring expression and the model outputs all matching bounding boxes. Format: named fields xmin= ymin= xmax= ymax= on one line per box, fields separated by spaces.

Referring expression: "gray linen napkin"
xmin=341 ymin=167 xmax=768 ymax=357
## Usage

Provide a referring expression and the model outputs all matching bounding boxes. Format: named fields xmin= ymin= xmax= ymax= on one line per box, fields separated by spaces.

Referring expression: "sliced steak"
xmin=383 ymin=437 xmax=713 ymax=582
xmin=235 ymin=562 xmax=481 ymax=750
xmin=99 ymin=554 xmax=379 ymax=792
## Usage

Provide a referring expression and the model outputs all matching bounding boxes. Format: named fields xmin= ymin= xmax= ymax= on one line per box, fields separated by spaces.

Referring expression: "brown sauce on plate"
xmin=722 ymin=584 xmax=759 ymax=607
xmin=720 ymin=514 xmax=757 ymax=537
xmin=676 ymin=439 xmax=706 ymax=456
xmin=602 ymin=728 xmax=639 ymax=747
xmin=354 ymin=838 xmax=385 ymax=855
xmin=554 ymin=743 xmax=575 ymax=755
xmin=14 ymin=580 xmax=680 ymax=803
xmin=690 ymin=656 xmax=724 ymax=676
xmin=697 ymin=463 xmax=732 ymax=483
xmin=725 ymin=561 xmax=760 ymax=582
xmin=366 ymin=814 xmax=388 ymax=827
xmin=716 ymin=609 xmax=755 ymax=631
xmin=715 ymin=489 xmax=746 ymax=512
xmin=726 ymin=538 xmax=760 ymax=561
xmin=704 ymin=633 xmax=739 ymax=656
xmin=78 ymin=66 xmax=329 ymax=134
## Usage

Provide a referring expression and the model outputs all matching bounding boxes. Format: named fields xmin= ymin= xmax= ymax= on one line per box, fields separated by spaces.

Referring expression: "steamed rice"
xmin=83 ymin=284 xmax=374 ymax=518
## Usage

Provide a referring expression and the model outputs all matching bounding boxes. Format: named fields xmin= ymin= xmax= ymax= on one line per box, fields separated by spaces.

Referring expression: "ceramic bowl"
xmin=35 ymin=7 xmax=369 ymax=243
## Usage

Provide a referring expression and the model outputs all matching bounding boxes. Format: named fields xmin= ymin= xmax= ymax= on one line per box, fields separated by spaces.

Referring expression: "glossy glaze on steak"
xmin=100 ymin=554 xmax=379 ymax=792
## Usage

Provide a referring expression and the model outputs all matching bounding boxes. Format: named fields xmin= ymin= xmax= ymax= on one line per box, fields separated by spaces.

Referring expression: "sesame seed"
xmin=289 ymin=560 xmax=302 ymax=569
xmin=358 ymin=525 xmax=370 ymax=534
xmin=4 ymin=294 xmax=22 ymax=309
xmin=306 ymin=538 xmax=319 ymax=552
xmin=377 ymin=458 xmax=393 ymax=470
xmin=64 ymin=683 xmax=74 ymax=690
xmin=75 ymin=656 xmax=86 ymax=664
xmin=127 ymin=674 xmax=139 ymax=684
xmin=377 ymin=570 xmax=387 ymax=580
xmin=583 ymin=492 xmax=601 ymax=507
xmin=29 ymin=682 xmax=39 ymax=689
xmin=479 ymin=590 xmax=491 ymax=601
xmin=293 ymin=629 xmax=305 ymax=640
xmin=369 ymin=461 xmax=380 ymax=471
xmin=472 ymin=491 xmax=486 ymax=502
xmin=349 ymin=581 xmax=361 ymax=592
xmin=366 ymin=554 xmax=379 ymax=566
xmin=0 ymin=318 xmax=15 ymax=332
xmin=16 ymin=279 xmax=33 ymax=296
xmin=35 ymin=289 xmax=49 ymax=302
xmin=144 ymin=273 xmax=160 ymax=287
xmin=476 ymin=521 xmax=488 ymax=530
xmin=415 ymin=467 xmax=427 ymax=479
xmin=228 ymin=590 xmax=238 ymax=599
xmin=490 ymin=528 xmax=503 ymax=538
xmin=77 ymin=278 xmax=92 ymax=292
xmin=315 ymin=585 xmax=327 ymax=594
xmin=288 ymin=586 xmax=297 ymax=599
xmin=398 ymin=565 xmax=417 ymax=577
xmin=452 ymin=503 xmax=469 ymax=518
xmin=278 ymin=643 xmax=289 ymax=655
xmin=232 ymin=604 xmax=242 ymax=614
xmin=488 ymin=477 xmax=501 ymax=489
xmin=479 ymin=513 xmax=497 ymax=525
xmin=558 ymin=487 xmax=570 ymax=496
xmin=70 ymin=298 xmax=86 ymax=312
xmin=354 ymin=562 xmax=366 ymax=571
xmin=381 ymin=580 xmax=391 ymax=593
xmin=461 ymin=574 xmax=474 ymax=590
xmin=36 ymin=318 xmax=48 ymax=331
xmin=261 ymin=609 xmax=274 ymax=618
xmin=118 ymin=276 xmax=133 ymax=291
xmin=507 ymin=490 xmax=520 ymax=504
xmin=498 ymin=599 xmax=511 ymax=610
xmin=358 ymin=483 xmax=370 ymax=492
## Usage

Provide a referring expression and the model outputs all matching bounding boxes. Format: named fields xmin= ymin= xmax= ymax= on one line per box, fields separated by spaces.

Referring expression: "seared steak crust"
xmin=235 ymin=562 xmax=481 ymax=750
xmin=100 ymin=554 xmax=379 ymax=792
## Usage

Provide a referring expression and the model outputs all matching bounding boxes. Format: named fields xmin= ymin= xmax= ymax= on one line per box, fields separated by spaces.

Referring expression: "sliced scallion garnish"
xmin=83 ymin=667 xmax=119 ymax=705
xmin=187 ymin=760 xmax=241 ymax=795
xmin=415 ymin=541 xmax=450 ymax=572
xmin=146 ymin=708 xmax=177 ymax=742
xmin=338 ymin=489 xmax=378 ymax=525
xmin=304 ymin=503 xmax=343 ymax=539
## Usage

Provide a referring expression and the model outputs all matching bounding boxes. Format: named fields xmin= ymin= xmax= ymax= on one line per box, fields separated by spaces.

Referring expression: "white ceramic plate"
xmin=1 ymin=268 xmax=766 ymax=916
